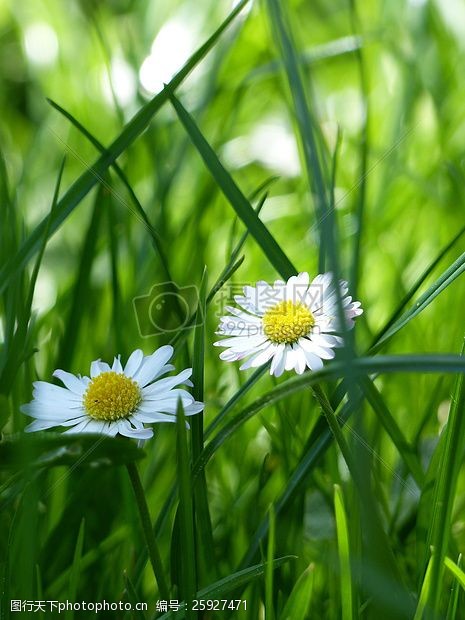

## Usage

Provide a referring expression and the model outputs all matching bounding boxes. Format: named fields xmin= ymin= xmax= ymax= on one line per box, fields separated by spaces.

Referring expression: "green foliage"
xmin=2 ymin=0 xmax=465 ymax=617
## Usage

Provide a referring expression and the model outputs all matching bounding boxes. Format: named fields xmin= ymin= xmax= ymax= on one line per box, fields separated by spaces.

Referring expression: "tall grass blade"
xmin=168 ymin=91 xmax=296 ymax=280
xmin=0 ymin=0 xmax=250 ymax=295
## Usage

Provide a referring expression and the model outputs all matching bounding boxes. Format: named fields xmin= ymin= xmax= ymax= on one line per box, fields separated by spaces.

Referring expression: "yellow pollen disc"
xmin=263 ymin=300 xmax=315 ymax=344
xmin=83 ymin=371 xmax=141 ymax=421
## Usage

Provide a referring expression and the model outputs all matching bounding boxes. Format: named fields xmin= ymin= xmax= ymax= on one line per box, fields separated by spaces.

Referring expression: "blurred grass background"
xmin=3 ymin=0 xmax=465 ymax=617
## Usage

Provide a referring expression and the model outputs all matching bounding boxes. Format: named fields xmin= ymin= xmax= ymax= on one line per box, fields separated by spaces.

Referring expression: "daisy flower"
xmin=215 ymin=272 xmax=362 ymax=377
xmin=21 ymin=346 xmax=203 ymax=439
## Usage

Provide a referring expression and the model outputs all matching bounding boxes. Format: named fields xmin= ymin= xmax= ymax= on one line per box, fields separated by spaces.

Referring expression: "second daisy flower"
xmin=215 ymin=272 xmax=362 ymax=377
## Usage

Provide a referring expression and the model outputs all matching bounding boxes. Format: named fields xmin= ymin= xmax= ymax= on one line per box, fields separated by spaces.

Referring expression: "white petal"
xmin=133 ymin=411 xmax=177 ymax=423
xmin=53 ymin=370 xmax=87 ymax=395
xmin=299 ymin=338 xmax=335 ymax=360
xmin=32 ymin=381 xmax=82 ymax=404
xmin=292 ymin=345 xmax=307 ymax=374
xmin=285 ymin=273 xmax=309 ymax=304
xmin=90 ymin=360 xmax=111 ymax=378
xmin=25 ymin=419 xmax=60 ymax=432
xmin=239 ymin=344 xmax=276 ymax=370
xmin=223 ymin=306 xmax=262 ymax=322
xmin=184 ymin=401 xmax=204 ymax=416
xmin=303 ymin=350 xmax=324 ymax=371
xmin=112 ymin=355 xmax=123 ymax=373
xmin=311 ymin=334 xmax=343 ymax=348
xmin=132 ymin=345 xmax=174 ymax=387
xmin=284 ymin=346 xmax=298 ymax=371
xmin=117 ymin=419 xmax=153 ymax=439
xmin=142 ymin=368 xmax=192 ymax=396
xmin=270 ymin=343 xmax=286 ymax=377
xmin=21 ymin=402 xmax=85 ymax=421
xmin=214 ymin=334 xmax=267 ymax=351
xmin=124 ymin=349 xmax=144 ymax=377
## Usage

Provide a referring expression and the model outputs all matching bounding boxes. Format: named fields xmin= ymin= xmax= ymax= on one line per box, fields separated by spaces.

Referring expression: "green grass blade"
xmin=0 ymin=0 xmax=250 ymax=296
xmin=279 ymin=564 xmax=315 ymax=620
xmin=56 ymin=183 xmax=106 ymax=371
xmin=265 ymin=0 xmax=329 ymax=268
xmin=0 ymin=160 xmax=65 ymax=393
xmin=413 ymin=553 xmax=433 ymax=620
xmin=372 ymin=251 xmax=465 ymax=352
xmin=374 ymin=223 xmax=465 ymax=345
xmin=348 ymin=0 xmax=370 ymax=298
xmin=446 ymin=556 xmax=462 ymax=619
xmin=190 ymin=270 xmax=215 ymax=585
xmin=444 ymin=556 xmax=465 ymax=591
xmin=176 ymin=401 xmax=197 ymax=617
xmin=123 ymin=572 xmax=148 ymax=620
xmin=334 ymin=485 xmax=354 ymax=620
xmin=426 ymin=342 xmax=465 ymax=616
xmin=195 ymin=355 xmax=465 ymax=482
xmin=46 ymin=98 xmax=176 ymax=284
xmin=65 ymin=519 xmax=85 ymax=620
xmin=265 ymin=506 xmax=276 ymax=620
xmin=168 ymin=91 xmax=296 ymax=280
xmin=358 ymin=377 xmax=424 ymax=485
xmin=157 ymin=556 xmax=295 ymax=620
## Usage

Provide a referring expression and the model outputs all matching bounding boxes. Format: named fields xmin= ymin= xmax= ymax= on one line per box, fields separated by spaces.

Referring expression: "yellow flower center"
xmin=83 ymin=371 xmax=141 ymax=421
xmin=263 ymin=300 xmax=315 ymax=344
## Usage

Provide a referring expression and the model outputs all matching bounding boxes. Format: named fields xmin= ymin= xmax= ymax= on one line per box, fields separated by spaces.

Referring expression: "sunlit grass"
xmin=2 ymin=0 xmax=465 ymax=618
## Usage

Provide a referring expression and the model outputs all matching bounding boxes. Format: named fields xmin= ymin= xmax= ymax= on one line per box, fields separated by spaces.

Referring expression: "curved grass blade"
xmin=265 ymin=506 xmax=276 ymax=620
xmin=46 ymin=98 xmax=175 ymax=284
xmin=358 ymin=377 xmax=424 ymax=485
xmin=168 ymin=91 xmax=296 ymax=280
xmin=373 ymin=223 xmax=465 ymax=346
xmin=194 ymin=354 xmax=465 ymax=481
xmin=444 ymin=555 xmax=465 ymax=591
xmin=413 ymin=554 xmax=433 ymax=620
xmin=279 ymin=564 xmax=315 ymax=620
xmin=0 ymin=0 xmax=250 ymax=296
xmin=372 ymin=251 xmax=465 ymax=352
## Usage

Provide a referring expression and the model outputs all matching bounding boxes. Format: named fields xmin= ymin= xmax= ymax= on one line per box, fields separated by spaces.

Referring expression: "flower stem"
xmin=126 ymin=462 xmax=169 ymax=599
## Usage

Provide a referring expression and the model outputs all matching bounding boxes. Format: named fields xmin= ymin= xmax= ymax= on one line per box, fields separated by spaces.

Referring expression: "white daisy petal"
xmin=292 ymin=345 xmax=307 ymax=374
xmin=303 ymin=350 xmax=324 ymax=371
xmin=141 ymin=368 xmax=193 ymax=397
xmin=299 ymin=338 xmax=335 ymax=360
xmin=90 ymin=360 xmax=111 ymax=378
xmin=112 ymin=355 xmax=123 ymax=373
xmin=25 ymin=419 xmax=62 ymax=432
xmin=124 ymin=349 xmax=144 ymax=377
xmin=270 ymin=343 xmax=286 ymax=376
xmin=53 ymin=370 xmax=87 ymax=395
xmin=132 ymin=345 xmax=174 ymax=387
xmin=133 ymin=411 xmax=177 ymax=423
xmin=284 ymin=346 xmax=298 ymax=371
xmin=31 ymin=381 xmax=82 ymax=403
xmin=239 ymin=344 xmax=276 ymax=370
xmin=214 ymin=334 xmax=267 ymax=351
xmin=117 ymin=419 xmax=154 ymax=439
